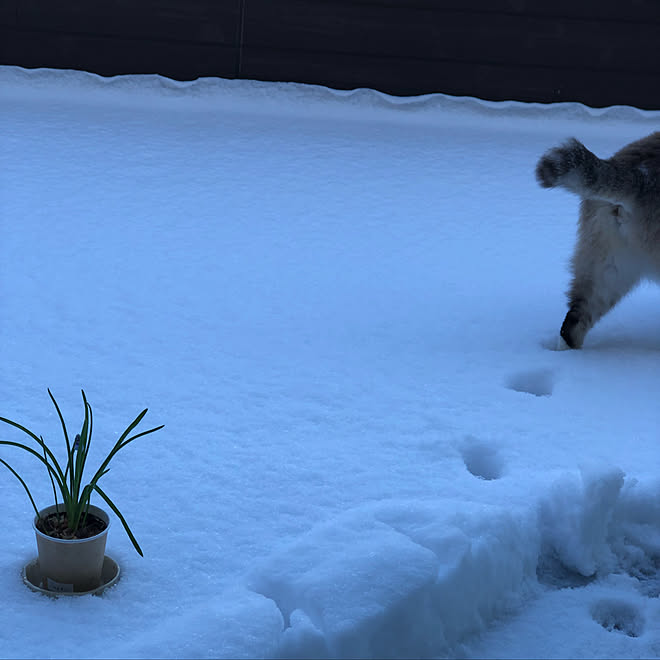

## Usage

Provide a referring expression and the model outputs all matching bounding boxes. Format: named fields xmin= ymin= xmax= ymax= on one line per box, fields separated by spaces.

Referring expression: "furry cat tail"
xmin=535 ymin=137 xmax=653 ymax=210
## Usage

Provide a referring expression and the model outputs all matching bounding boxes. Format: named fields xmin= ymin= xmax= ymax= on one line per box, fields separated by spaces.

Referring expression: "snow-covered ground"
xmin=2 ymin=64 xmax=660 ymax=658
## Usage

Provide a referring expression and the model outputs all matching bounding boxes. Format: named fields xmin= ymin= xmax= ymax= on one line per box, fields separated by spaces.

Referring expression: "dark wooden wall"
xmin=2 ymin=0 xmax=660 ymax=109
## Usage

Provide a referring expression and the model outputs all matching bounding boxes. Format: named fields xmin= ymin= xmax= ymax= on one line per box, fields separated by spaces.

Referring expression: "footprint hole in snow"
xmin=541 ymin=335 xmax=570 ymax=352
xmin=505 ymin=368 xmax=554 ymax=397
xmin=590 ymin=598 xmax=644 ymax=638
xmin=536 ymin=549 xmax=596 ymax=589
xmin=460 ymin=437 xmax=503 ymax=481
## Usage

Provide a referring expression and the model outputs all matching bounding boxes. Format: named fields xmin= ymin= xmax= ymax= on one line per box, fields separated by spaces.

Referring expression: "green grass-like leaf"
xmin=93 ymin=483 xmax=144 ymax=556
xmin=0 ymin=458 xmax=40 ymax=518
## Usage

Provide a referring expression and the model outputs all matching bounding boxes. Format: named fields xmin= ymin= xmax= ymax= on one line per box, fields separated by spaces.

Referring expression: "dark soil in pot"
xmin=36 ymin=511 xmax=107 ymax=540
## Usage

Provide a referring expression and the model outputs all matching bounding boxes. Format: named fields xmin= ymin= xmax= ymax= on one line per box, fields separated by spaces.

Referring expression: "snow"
xmin=2 ymin=64 xmax=660 ymax=658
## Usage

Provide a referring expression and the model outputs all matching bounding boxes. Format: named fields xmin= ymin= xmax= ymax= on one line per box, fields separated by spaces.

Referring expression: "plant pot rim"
xmin=33 ymin=503 xmax=111 ymax=544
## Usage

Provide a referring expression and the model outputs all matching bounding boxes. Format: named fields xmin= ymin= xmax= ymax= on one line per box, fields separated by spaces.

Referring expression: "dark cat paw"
xmin=560 ymin=308 xmax=588 ymax=349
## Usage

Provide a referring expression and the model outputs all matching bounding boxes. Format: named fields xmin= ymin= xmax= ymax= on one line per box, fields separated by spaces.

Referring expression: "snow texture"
xmin=2 ymin=65 xmax=660 ymax=658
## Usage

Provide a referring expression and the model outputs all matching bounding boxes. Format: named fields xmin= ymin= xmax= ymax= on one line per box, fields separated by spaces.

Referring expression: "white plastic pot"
xmin=33 ymin=504 xmax=110 ymax=593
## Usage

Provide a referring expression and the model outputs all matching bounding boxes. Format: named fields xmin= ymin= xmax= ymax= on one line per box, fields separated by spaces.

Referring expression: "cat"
xmin=536 ymin=132 xmax=660 ymax=349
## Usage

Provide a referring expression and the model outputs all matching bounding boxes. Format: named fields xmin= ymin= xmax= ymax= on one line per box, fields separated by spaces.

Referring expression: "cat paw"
xmin=560 ymin=308 xmax=588 ymax=349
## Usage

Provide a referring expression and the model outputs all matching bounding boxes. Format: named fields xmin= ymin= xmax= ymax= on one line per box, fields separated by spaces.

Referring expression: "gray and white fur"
xmin=536 ymin=132 xmax=660 ymax=348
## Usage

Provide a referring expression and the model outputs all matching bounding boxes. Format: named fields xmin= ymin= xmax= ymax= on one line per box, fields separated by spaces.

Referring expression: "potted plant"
xmin=0 ymin=389 xmax=163 ymax=593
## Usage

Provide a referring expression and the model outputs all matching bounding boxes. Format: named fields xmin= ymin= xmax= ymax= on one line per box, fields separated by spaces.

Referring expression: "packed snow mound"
xmin=113 ymin=469 xmax=660 ymax=659
xmin=248 ymin=500 xmax=539 ymax=658
xmin=540 ymin=466 xmax=625 ymax=577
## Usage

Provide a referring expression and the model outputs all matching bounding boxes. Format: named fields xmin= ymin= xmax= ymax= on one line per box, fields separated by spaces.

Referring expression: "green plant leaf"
xmin=41 ymin=436 xmax=60 ymax=516
xmin=81 ymin=390 xmax=94 ymax=468
xmin=88 ymin=415 xmax=164 ymax=488
xmin=48 ymin=389 xmax=72 ymax=480
xmin=0 ymin=416 xmax=66 ymax=487
xmin=0 ymin=439 xmax=66 ymax=494
xmin=93 ymin=484 xmax=143 ymax=556
xmin=0 ymin=457 xmax=40 ymax=519
xmin=70 ymin=483 xmax=94 ymax=530
xmin=118 ymin=424 xmax=166 ymax=451
xmin=72 ymin=395 xmax=91 ymax=507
